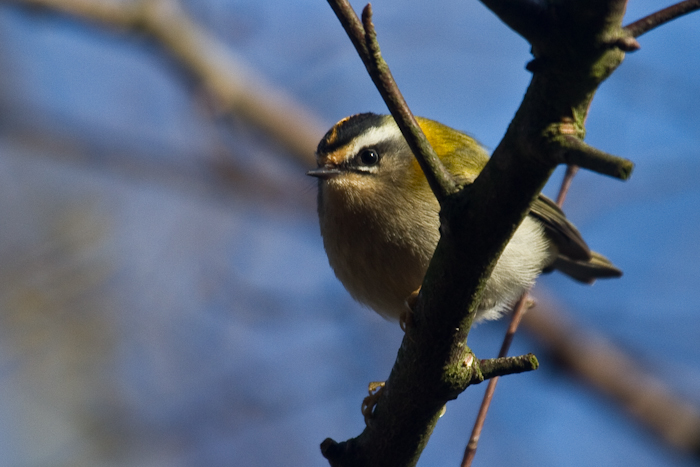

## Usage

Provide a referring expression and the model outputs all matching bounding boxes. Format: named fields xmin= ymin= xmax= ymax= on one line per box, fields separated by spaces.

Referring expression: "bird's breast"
xmin=317 ymin=179 xmax=440 ymax=319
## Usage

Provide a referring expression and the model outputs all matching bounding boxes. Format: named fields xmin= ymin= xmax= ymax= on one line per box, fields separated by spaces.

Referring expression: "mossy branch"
xmin=479 ymin=354 xmax=540 ymax=380
xmin=557 ymin=136 xmax=634 ymax=180
xmin=322 ymin=0 xmax=700 ymax=466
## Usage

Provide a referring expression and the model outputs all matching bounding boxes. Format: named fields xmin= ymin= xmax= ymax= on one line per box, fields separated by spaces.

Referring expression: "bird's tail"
xmin=551 ymin=251 xmax=622 ymax=284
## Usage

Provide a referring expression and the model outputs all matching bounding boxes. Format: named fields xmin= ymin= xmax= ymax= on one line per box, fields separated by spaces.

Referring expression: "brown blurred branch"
xmin=6 ymin=0 xmax=325 ymax=166
xmin=523 ymin=299 xmax=700 ymax=456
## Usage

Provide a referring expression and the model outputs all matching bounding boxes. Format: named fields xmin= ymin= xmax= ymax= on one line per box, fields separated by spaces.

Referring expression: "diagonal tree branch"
xmin=320 ymin=0 xmax=643 ymax=465
xmin=319 ymin=0 xmax=650 ymax=465
xmin=327 ymin=0 xmax=457 ymax=201
xmin=624 ymin=0 xmax=700 ymax=38
xmin=322 ymin=2 xmax=548 ymax=464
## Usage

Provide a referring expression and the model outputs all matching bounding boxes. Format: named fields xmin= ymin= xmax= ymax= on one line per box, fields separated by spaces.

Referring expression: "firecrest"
xmin=307 ymin=113 xmax=621 ymax=323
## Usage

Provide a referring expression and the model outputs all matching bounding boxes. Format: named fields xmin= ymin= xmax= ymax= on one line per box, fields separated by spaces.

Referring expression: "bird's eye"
xmin=358 ymin=149 xmax=379 ymax=166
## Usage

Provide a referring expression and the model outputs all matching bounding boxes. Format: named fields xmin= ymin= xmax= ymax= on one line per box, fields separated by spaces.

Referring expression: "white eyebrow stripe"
xmin=346 ymin=121 xmax=402 ymax=157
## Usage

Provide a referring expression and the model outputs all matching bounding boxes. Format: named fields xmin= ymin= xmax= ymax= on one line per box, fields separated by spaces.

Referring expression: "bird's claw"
xmin=400 ymin=288 xmax=421 ymax=332
xmin=361 ymin=381 xmax=385 ymax=424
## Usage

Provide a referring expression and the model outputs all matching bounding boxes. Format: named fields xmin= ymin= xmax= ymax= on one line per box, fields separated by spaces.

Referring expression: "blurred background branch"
xmin=524 ymin=299 xmax=700 ymax=456
xmin=4 ymin=0 xmax=325 ymax=166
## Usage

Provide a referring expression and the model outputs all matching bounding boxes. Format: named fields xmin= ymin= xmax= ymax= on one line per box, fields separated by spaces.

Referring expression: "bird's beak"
xmin=306 ymin=166 xmax=342 ymax=179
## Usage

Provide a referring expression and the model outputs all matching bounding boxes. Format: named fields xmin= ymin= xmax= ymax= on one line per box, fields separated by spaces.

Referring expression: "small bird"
xmin=308 ymin=113 xmax=621 ymax=323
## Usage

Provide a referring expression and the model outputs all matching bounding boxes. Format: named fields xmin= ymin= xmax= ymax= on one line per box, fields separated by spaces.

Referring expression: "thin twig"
xmin=624 ymin=0 xmax=700 ymax=38
xmin=478 ymin=353 xmax=539 ymax=379
xmin=558 ymin=136 xmax=633 ymax=180
xmin=461 ymin=294 xmax=529 ymax=467
xmin=556 ymin=165 xmax=580 ymax=207
xmin=326 ymin=0 xmax=457 ymax=201
xmin=461 ymin=166 xmax=579 ymax=467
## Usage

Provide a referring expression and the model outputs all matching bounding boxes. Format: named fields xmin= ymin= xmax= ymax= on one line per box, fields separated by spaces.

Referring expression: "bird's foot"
xmin=400 ymin=288 xmax=421 ymax=332
xmin=525 ymin=296 xmax=537 ymax=310
xmin=361 ymin=381 xmax=385 ymax=424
